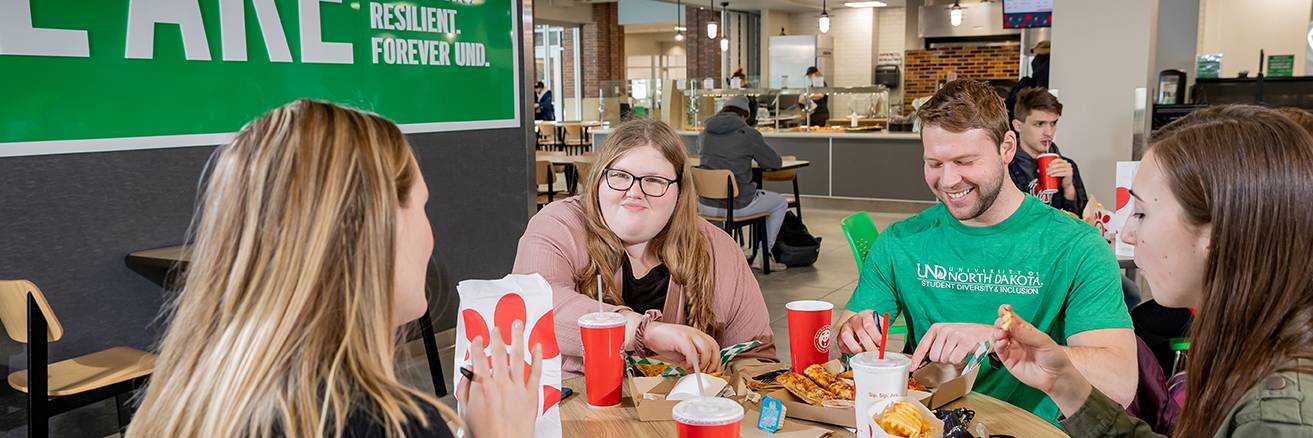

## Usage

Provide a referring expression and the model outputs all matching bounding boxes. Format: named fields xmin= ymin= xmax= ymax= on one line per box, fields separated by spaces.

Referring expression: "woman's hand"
xmin=991 ymin=305 xmax=1091 ymax=415
xmin=457 ymin=321 xmax=544 ymax=438
xmin=643 ymin=321 xmax=723 ymax=373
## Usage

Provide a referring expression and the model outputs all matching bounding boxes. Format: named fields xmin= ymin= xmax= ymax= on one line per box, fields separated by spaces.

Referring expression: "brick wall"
xmin=581 ymin=3 xmax=624 ymax=96
xmin=561 ymin=29 xmax=576 ymax=101
xmin=685 ymin=7 xmax=721 ymax=82
xmin=903 ymin=43 xmax=1019 ymax=112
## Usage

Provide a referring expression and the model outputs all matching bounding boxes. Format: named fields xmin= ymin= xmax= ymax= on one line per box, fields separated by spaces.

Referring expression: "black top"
xmin=622 ymin=257 xmax=670 ymax=314
xmin=341 ymin=402 xmax=457 ymax=438
xmin=1007 ymin=142 xmax=1089 ymax=216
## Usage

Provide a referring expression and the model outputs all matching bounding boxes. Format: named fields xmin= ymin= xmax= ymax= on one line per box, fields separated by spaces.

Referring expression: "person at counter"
xmin=799 ymin=66 xmax=829 ymax=126
xmin=697 ymin=96 xmax=789 ymax=272
xmin=729 ymin=68 xmax=759 ymax=127
xmin=513 ymin=118 xmax=777 ymax=378
xmin=834 ymin=79 xmax=1137 ymax=424
xmin=534 ymin=81 xmax=555 ymax=121
xmin=1009 ymin=87 xmax=1088 ymax=216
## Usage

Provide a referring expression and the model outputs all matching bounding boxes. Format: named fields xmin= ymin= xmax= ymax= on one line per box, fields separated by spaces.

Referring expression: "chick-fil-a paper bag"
xmin=454 ymin=274 xmax=561 ymax=438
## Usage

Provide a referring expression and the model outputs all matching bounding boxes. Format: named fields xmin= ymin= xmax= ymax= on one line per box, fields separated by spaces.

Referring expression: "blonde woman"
xmin=127 ymin=100 xmax=542 ymax=437
xmin=513 ymin=119 xmax=777 ymax=377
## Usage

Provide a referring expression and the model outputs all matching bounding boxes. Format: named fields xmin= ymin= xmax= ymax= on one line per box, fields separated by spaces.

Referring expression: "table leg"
xmin=418 ymin=311 xmax=448 ymax=398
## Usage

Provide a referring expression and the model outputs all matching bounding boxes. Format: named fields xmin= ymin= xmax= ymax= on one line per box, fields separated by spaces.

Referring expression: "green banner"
xmin=0 ymin=0 xmax=519 ymax=156
xmin=1268 ymin=54 xmax=1294 ymax=77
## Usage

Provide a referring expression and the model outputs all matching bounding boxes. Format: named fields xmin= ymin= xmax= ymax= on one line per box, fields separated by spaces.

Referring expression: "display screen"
xmin=1002 ymin=0 xmax=1052 ymax=28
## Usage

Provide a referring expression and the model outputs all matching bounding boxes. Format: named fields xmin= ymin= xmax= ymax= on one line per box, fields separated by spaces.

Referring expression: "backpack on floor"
xmin=771 ymin=211 xmax=821 ymax=267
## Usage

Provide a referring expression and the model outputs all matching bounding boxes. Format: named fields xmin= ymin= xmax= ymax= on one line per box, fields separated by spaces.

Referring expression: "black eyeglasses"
xmin=602 ymin=168 xmax=680 ymax=197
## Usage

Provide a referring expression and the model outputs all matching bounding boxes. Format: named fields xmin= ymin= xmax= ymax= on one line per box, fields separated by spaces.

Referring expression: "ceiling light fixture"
xmin=675 ymin=0 xmax=686 ymax=41
xmin=818 ymin=0 xmax=830 ymax=33
xmin=949 ymin=0 xmax=964 ymax=27
xmin=707 ymin=0 xmax=718 ymax=39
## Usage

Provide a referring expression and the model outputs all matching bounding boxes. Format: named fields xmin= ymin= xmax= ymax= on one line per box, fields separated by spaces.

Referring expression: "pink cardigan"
xmin=513 ymin=197 xmax=778 ymax=377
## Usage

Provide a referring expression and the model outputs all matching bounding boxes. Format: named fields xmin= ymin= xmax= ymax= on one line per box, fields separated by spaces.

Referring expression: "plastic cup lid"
xmin=849 ymin=351 xmax=911 ymax=371
xmin=672 ymin=397 xmax=744 ymax=426
xmin=577 ymin=312 xmax=626 ymax=328
xmin=785 ymin=300 xmax=834 ymax=312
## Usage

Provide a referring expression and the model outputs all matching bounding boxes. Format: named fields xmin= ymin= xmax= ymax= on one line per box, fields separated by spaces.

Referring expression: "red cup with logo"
xmin=786 ymin=300 xmax=834 ymax=372
xmin=673 ymin=396 xmax=744 ymax=438
xmin=1037 ymin=153 xmax=1061 ymax=195
xmin=578 ymin=312 xmax=627 ymax=407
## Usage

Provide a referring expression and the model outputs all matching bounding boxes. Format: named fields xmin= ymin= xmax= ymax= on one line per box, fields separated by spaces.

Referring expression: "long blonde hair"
xmin=575 ymin=119 xmax=718 ymax=335
xmin=127 ymin=99 xmax=449 ymax=437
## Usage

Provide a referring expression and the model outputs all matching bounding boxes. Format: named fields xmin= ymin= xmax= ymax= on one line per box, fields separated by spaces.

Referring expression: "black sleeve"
xmin=1056 ymin=158 xmax=1090 ymax=216
xmin=747 ymin=96 xmax=759 ymax=127
xmin=343 ymin=403 xmax=458 ymax=438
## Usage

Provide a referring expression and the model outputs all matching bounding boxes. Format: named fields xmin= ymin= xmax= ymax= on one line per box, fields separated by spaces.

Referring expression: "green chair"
xmin=840 ymin=212 xmax=907 ymax=335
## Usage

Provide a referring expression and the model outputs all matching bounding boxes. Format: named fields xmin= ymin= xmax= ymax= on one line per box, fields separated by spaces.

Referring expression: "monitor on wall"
xmin=1002 ymin=0 xmax=1052 ymax=28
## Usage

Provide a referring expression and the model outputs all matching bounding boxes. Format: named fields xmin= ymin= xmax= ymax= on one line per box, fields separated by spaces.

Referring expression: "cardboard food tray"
xmin=733 ymin=359 xmax=980 ymax=428
xmin=627 ymin=370 xmax=736 ymax=422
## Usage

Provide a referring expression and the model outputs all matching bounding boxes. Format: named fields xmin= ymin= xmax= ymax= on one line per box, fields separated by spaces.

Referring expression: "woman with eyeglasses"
xmin=513 ymin=119 xmax=777 ymax=377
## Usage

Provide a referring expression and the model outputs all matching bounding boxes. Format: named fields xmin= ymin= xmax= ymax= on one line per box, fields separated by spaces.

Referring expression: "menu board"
xmin=1002 ymin=0 xmax=1052 ymax=28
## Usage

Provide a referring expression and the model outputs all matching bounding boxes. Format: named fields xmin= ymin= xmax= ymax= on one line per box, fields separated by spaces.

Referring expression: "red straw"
xmin=878 ymin=313 xmax=891 ymax=359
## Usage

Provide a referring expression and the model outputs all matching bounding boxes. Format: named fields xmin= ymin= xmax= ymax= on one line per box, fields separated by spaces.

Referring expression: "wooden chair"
xmin=761 ymin=155 xmax=802 ymax=220
xmin=690 ymin=168 xmax=775 ymax=274
xmin=571 ymin=153 xmax=597 ymax=195
xmin=537 ymin=123 xmax=562 ymax=151
xmin=0 ymin=280 xmax=155 ymax=436
xmin=535 ymin=160 xmax=557 ymax=209
xmin=562 ymin=123 xmax=590 ymax=155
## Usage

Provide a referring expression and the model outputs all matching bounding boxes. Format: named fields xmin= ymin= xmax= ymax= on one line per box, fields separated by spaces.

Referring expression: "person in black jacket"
xmin=1009 ymin=87 xmax=1088 ymax=216
xmin=534 ymin=81 xmax=555 ymax=121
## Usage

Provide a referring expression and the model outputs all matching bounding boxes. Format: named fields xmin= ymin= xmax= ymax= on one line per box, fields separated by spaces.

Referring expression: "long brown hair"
xmin=1150 ymin=105 xmax=1313 ymax=437
xmin=576 ymin=119 xmax=718 ymax=334
xmin=128 ymin=99 xmax=452 ymax=437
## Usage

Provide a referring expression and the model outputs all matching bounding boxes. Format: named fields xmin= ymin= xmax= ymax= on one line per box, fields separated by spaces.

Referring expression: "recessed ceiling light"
xmin=844 ymin=1 xmax=887 ymax=7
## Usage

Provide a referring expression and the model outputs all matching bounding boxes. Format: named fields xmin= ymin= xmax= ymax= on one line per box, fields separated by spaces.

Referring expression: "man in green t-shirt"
xmin=836 ymin=80 xmax=1136 ymax=424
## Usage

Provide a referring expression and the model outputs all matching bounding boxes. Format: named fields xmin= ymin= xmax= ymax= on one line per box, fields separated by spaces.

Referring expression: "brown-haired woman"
xmin=128 ymin=99 xmax=541 ymax=437
xmin=991 ymin=104 xmax=1313 ymax=436
xmin=513 ymin=118 xmax=777 ymax=376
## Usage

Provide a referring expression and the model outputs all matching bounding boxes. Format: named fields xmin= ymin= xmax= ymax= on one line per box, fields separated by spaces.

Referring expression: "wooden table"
xmin=559 ymin=377 xmax=1068 ymax=437
xmin=125 ymin=245 xmax=449 ymax=398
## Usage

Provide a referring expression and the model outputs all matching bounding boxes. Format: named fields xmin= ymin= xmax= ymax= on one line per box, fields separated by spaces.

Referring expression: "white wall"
xmin=876 ymin=7 xmax=906 ymax=111
xmin=1198 ymin=0 xmax=1312 ymax=77
xmin=535 ymin=0 xmax=593 ymax=25
xmin=1050 ymin=0 xmax=1156 ymax=205
xmin=759 ymin=10 xmax=795 ymax=86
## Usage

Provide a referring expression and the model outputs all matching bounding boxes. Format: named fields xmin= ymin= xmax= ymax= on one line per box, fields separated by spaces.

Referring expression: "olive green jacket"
xmin=1060 ymin=359 xmax=1313 ymax=437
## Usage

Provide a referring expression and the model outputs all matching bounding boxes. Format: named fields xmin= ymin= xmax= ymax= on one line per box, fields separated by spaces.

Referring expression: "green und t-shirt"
xmin=845 ymin=196 xmax=1132 ymax=424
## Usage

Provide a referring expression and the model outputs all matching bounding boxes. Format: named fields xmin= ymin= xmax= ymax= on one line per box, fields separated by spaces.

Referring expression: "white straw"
xmin=691 ymin=349 xmax=706 ymax=397
xmin=596 ymin=274 xmax=603 ymax=314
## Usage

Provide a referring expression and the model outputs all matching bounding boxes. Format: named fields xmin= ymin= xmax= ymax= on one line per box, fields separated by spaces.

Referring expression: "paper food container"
xmin=865 ymin=396 xmax=945 ymax=438
xmin=733 ymin=358 xmax=980 ymax=428
xmin=627 ymin=371 xmax=737 ymax=421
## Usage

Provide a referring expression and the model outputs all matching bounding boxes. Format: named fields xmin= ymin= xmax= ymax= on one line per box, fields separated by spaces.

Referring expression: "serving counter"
xmin=591 ymin=128 xmax=935 ymax=203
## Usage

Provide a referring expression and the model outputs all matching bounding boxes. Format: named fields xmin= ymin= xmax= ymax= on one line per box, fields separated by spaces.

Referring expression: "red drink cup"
xmin=673 ymin=396 xmax=744 ymax=438
xmin=1037 ymin=153 xmax=1060 ymax=195
xmin=786 ymin=300 xmax=834 ymax=372
xmin=578 ymin=312 xmax=627 ymax=407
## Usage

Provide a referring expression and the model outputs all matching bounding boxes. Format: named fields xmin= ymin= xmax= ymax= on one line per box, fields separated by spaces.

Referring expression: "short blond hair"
xmin=919 ymin=79 xmax=1010 ymax=146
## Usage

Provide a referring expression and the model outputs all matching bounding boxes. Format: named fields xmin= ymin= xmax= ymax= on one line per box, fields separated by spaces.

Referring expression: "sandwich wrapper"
xmin=733 ymin=354 xmax=980 ymax=429
xmin=627 ymin=340 xmax=761 ymax=421
xmin=453 ymin=274 xmax=562 ymax=438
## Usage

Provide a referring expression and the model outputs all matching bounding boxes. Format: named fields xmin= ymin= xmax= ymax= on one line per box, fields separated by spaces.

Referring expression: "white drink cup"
xmin=850 ymin=352 xmax=911 ymax=438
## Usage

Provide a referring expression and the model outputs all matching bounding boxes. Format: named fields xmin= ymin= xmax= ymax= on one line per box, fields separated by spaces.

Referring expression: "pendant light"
xmin=719 ymin=2 xmax=729 ymax=51
xmin=675 ymin=0 xmax=686 ymax=41
xmin=949 ymin=0 xmax=963 ymax=27
xmin=818 ymin=0 xmax=830 ymax=34
xmin=706 ymin=0 xmax=718 ymax=39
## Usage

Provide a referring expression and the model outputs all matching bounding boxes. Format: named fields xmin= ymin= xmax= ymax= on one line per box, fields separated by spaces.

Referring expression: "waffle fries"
xmin=804 ymin=364 xmax=855 ymax=400
xmin=874 ymin=401 xmax=938 ymax=438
